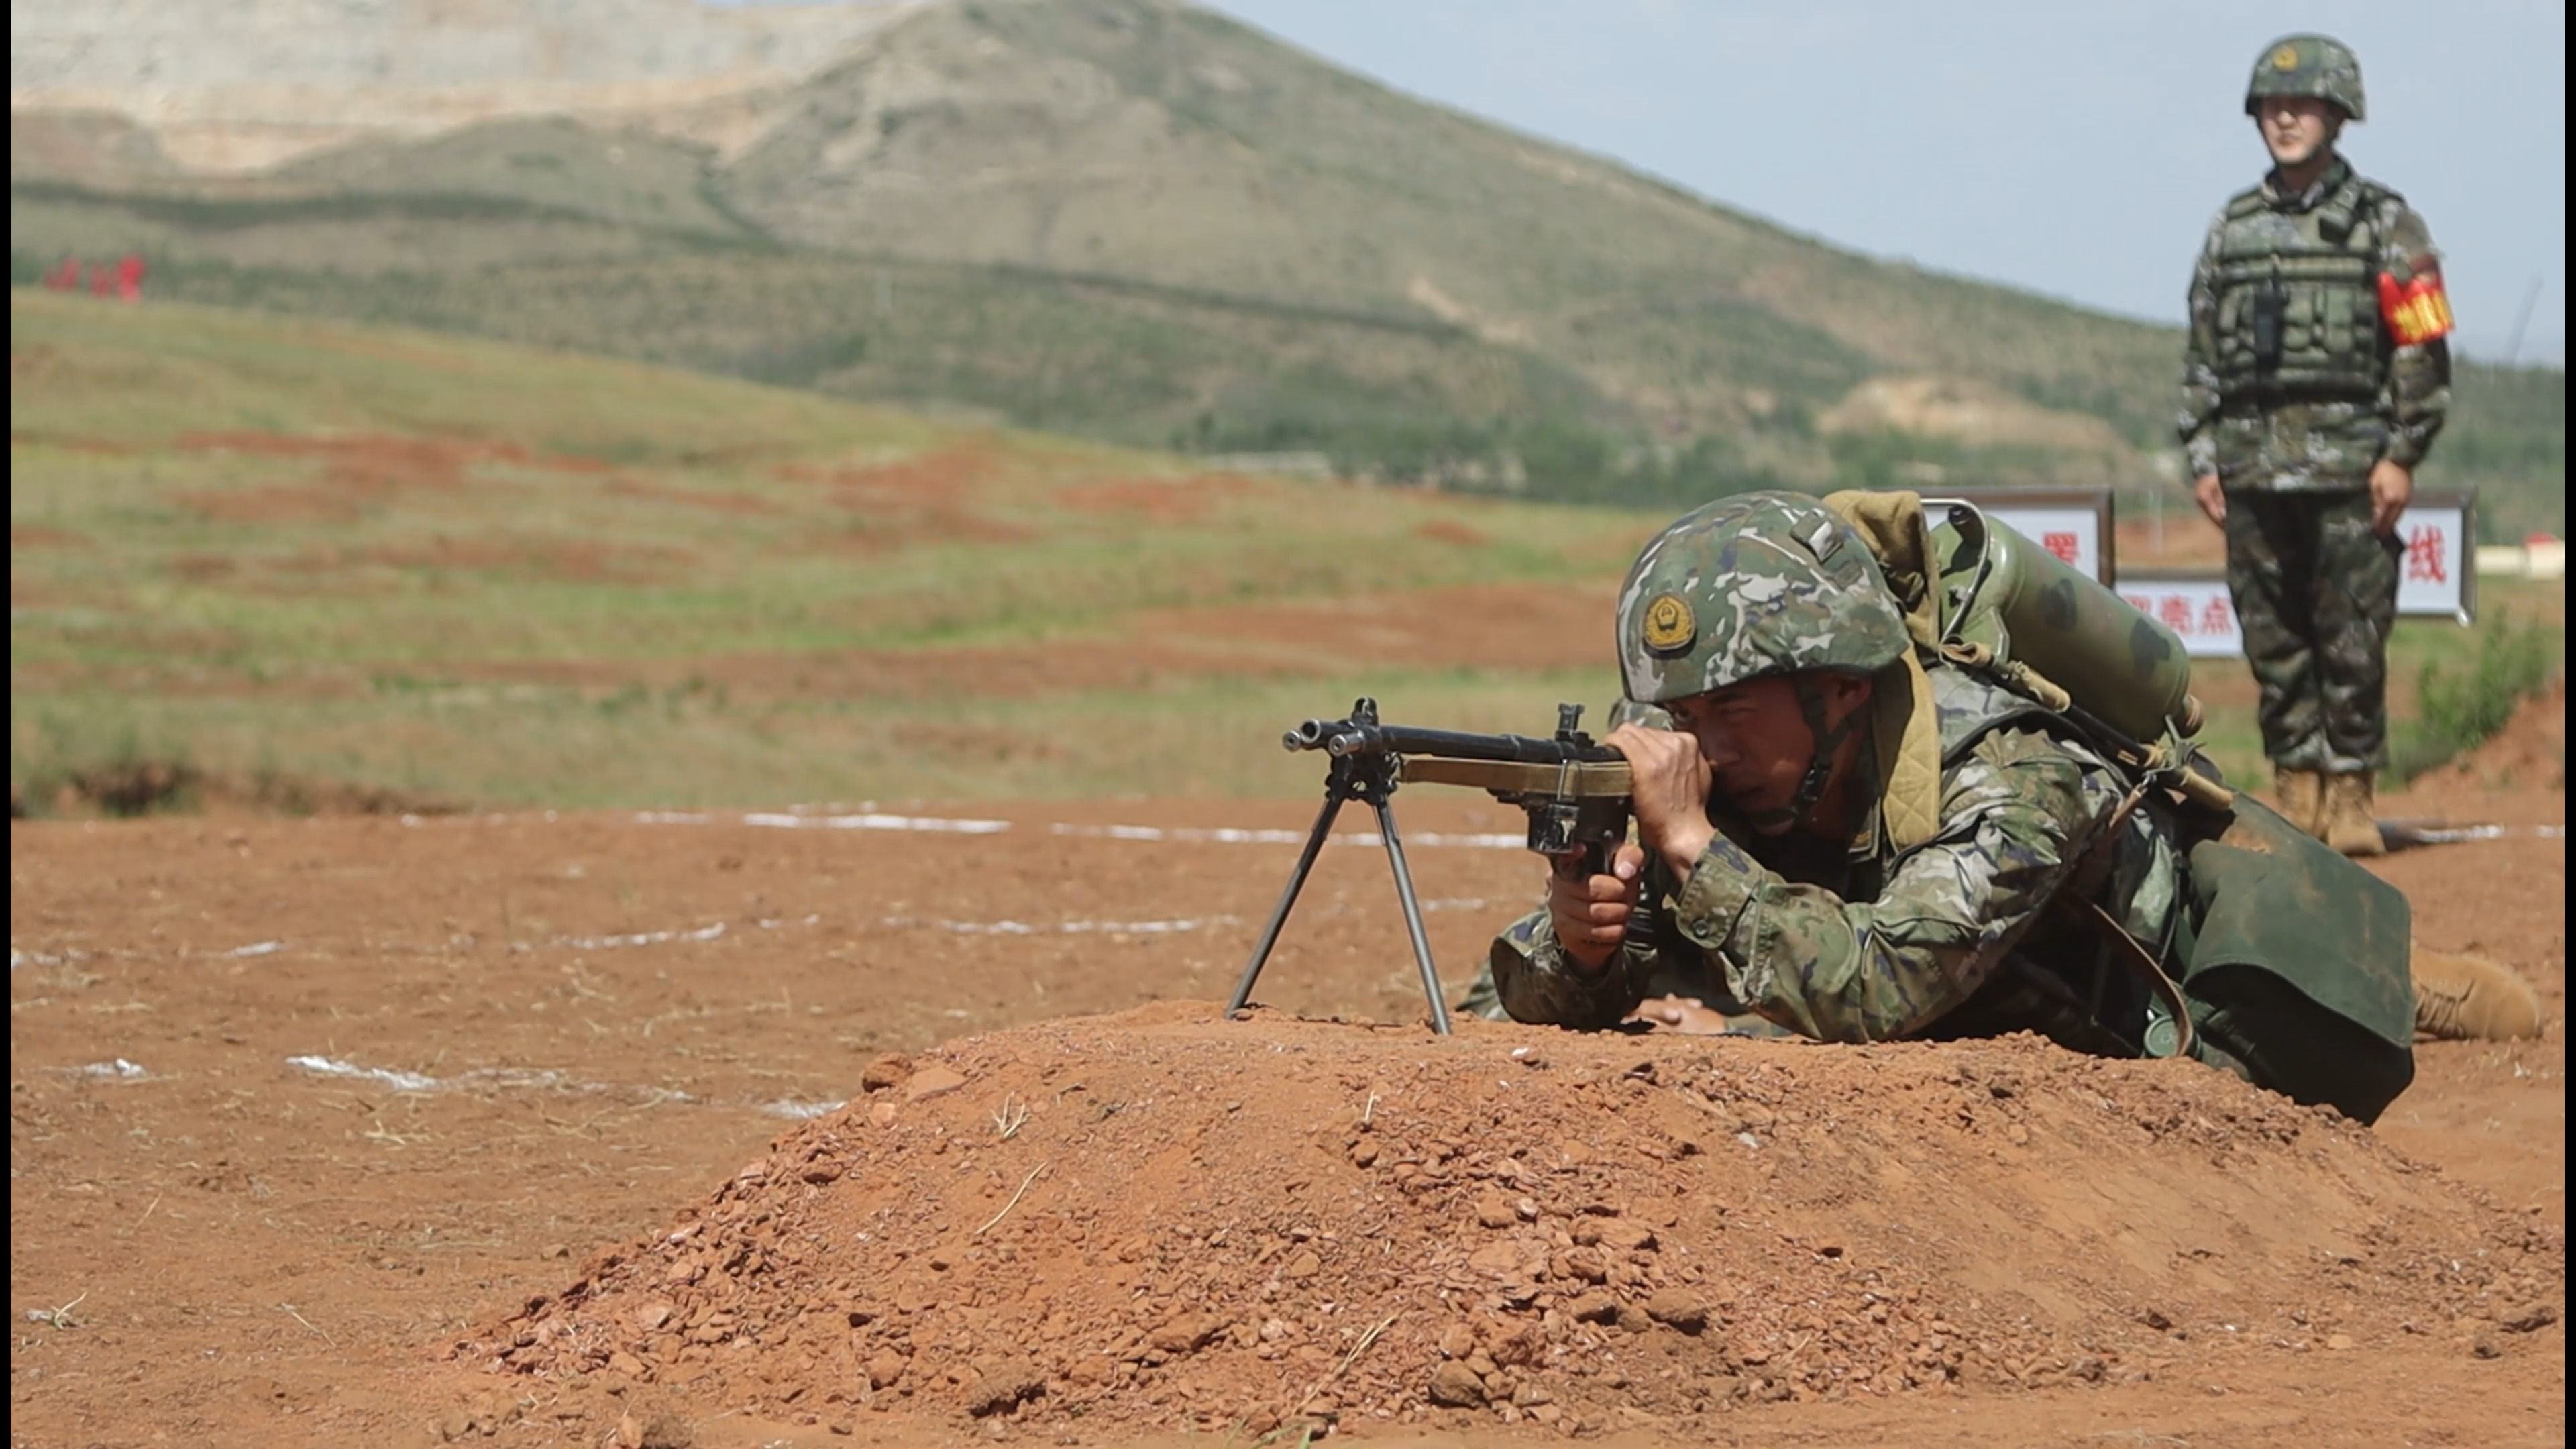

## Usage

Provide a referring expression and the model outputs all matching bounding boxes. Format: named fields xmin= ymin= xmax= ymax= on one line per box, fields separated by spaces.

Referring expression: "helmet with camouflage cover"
xmin=1614 ymin=490 xmax=1910 ymax=706
xmin=2245 ymin=34 xmax=2365 ymax=122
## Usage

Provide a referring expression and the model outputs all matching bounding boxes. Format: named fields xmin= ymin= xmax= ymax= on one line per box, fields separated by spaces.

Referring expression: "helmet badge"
xmin=1640 ymin=592 xmax=1697 ymax=655
xmin=2270 ymin=43 xmax=2300 ymax=70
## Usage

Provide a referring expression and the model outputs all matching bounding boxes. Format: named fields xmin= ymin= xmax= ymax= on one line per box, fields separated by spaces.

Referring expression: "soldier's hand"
xmin=2368 ymin=458 xmax=2415 ymax=536
xmin=2191 ymin=473 xmax=2226 ymax=525
xmin=1604 ymin=722 xmax=1716 ymax=881
xmin=1625 ymin=994 xmax=1735 ymax=1035
xmin=1548 ymin=841 xmax=1645 ymax=974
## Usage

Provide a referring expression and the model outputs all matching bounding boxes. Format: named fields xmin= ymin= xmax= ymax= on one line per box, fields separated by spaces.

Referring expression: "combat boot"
xmin=2321 ymin=771 xmax=2385 ymax=857
xmin=2411 ymin=947 xmax=2544 ymax=1042
xmin=2271 ymin=765 xmax=2326 ymax=837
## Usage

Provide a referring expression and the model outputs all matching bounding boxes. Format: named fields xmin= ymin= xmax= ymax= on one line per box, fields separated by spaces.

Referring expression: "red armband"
xmin=2377 ymin=270 xmax=2455 ymax=347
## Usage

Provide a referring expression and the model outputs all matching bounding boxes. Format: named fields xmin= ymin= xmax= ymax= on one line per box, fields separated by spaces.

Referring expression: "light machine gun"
xmin=1223 ymin=698 xmax=1633 ymax=1035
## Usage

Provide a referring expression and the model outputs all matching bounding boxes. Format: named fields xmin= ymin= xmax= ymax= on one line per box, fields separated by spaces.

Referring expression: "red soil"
xmin=7 ymin=766 xmax=2563 ymax=1447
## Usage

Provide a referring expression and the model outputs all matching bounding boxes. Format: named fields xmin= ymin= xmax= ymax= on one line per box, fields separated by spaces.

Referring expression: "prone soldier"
xmin=1462 ymin=492 xmax=2538 ymax=1113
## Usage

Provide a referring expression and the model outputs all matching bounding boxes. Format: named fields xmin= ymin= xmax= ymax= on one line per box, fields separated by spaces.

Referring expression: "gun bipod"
xmin=1224 ymin=697 xmax=1454 ymax=1035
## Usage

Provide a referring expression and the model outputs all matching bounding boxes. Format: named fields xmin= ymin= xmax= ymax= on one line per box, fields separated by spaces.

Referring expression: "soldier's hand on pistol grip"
xmin=2192 ymin=473 xmax=2227 ymax=526
xmin=1548 ymin=840 xmax=1647 ymax=974
xmin=2367 ymin=457 xmax=2414 ymax=536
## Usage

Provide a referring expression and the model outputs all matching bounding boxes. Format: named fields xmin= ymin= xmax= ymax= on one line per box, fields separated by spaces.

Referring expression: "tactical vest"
xmin=2210 ymin=168 xmax=2397 ymax=405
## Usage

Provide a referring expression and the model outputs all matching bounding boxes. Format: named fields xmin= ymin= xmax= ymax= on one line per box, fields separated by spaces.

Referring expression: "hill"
xmin=7 ymin=289 xmax=1655 ymax=810
xmin=5 ymin=0 xmax=922 ymax=172
xmin=9 ymin=0 xmax=2562 ymax=538
xmin=14 ymin=290 xmax=2557 ymax=818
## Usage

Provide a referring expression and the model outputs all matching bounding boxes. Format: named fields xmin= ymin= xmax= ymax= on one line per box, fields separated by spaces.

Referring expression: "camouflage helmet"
xmin=1615 ymin=490 xmax=1911 ymax=706
xmin=2245 ymin=34 xmax=2365 ymax=122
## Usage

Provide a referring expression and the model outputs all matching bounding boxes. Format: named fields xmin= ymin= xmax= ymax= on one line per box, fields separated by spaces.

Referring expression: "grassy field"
xmin=9 ymin=290 xmax=1650 ymax=807
xmin=9 ymin=291 xmax=2559 ymax=814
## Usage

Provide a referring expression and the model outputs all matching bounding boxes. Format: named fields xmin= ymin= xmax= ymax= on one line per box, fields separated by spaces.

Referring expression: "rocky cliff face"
xmin=8 ymin=0 xmax=918 ymax=171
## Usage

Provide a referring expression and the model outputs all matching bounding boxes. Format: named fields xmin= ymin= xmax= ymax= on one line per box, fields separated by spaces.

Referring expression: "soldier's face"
xmin=1665 ymin=674 xmax=1874 ymax=833
xmin=2257 ymin=97 xmax=2343 ymax=168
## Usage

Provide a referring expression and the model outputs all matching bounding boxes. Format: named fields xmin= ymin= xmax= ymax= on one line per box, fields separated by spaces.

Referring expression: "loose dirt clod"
xmin=1644 ymin=1289 xmax=1710 ymax=1334
xmin=2500 ymin=1303 xmax=2559 ymax=1333
xmin=965 ymin=1358 xmax=1044 ymax=1417
xmin=904 ymin=1065 xmax=968 ymax=1102
xmin=466 ymin=1004 xmax=2564 ymax=1437
xmin=613 ymin=1406 xmax=692 ymax=1449
xmin=1427 ymin=1359 xmax=1488 ymax=1407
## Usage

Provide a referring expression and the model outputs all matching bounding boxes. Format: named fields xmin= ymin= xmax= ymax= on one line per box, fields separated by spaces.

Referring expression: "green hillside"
xmin=13 ymin=293 xmax=2555 ymax=818
xmin=7 ymin=0 xmax=2562 ymax=539
xmin=7 ymin=290 xmax=1656 ymax=809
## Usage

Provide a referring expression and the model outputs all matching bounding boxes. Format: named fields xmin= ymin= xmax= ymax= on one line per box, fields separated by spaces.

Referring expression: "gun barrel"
xmin=1322 ymin=723 xmax=1621 ymax=765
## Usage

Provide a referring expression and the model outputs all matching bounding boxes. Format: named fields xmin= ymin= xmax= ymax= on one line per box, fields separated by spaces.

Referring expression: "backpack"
xmin=1826 ymin=490 xmax=2416 ymax=1123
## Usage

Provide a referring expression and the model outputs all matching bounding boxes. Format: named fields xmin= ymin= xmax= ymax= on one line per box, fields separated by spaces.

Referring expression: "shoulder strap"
xmin=1928 ymin=664 xmax=2062 ymax=767
xmin=2222 ymin=186 xmax=2267 ymax=221
xmin=2314 ymin=171 xmax=2374 ymax=244
xmin=2350 ymin=174 xmax=2405 ymax=211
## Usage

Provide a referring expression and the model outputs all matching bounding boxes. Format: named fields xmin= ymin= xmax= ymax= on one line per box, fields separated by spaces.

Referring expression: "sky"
xmin=1197 ymin=0 xmax=2567 ymax=364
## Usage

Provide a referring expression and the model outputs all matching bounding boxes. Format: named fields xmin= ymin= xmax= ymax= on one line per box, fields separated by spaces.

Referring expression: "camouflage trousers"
xmin=2222 ymin=487 xmax=2402 ymax=773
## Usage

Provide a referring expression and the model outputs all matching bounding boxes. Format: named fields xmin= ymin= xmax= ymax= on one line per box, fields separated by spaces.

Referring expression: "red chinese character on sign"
xmin=2122 ymin=594 xmax=2151 ymax=614
xmin=2199 ymin=595 xmax=2233 ymax=636
xmin=2159 ymin=595 xmax=2194 ymax=632
xmin=2042 ymin=531 xmax=2081 ymax=566
xmin=2404 ymin=525 xmax=2447 ymax=584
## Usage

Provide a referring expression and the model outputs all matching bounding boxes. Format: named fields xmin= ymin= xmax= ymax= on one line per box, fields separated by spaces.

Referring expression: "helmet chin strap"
xmin=1776 ymin=676 xmax=1861 ymax=834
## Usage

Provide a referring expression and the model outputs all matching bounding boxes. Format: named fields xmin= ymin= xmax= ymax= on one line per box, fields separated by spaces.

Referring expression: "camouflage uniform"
xmin=1473 ymin=492 xmax=2190 ymax=1059
xmin=1454 ymin=489 xmax=2482 ymax=1116
xmin=1483 ymin=661 xmax=2181 ymax=1053
xmin=2177 ymin=38 xmax=2451 ymax=777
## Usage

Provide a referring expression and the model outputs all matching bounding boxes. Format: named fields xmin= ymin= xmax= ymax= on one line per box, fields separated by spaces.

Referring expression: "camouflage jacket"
xmin=1488 ymin=664 xmax=2185 ymax=1051
xmin=2177 ymin=156 xmax=2450 ymax=488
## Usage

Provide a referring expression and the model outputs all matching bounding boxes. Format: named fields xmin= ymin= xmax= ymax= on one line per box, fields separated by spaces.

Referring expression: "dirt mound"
xmin=472 ymin=1006 xmax=2563 ymax=1439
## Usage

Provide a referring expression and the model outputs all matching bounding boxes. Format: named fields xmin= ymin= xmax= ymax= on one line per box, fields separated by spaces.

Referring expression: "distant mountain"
xmin=9 ymin=0 xmax=2561 ymax=536
xmin=7 ymin=0 xmax=922 ymax=172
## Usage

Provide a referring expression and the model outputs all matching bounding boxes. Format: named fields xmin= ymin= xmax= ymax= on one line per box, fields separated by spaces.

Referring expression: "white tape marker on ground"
xmin=634 ymin=810 xmax=1515 ymax=844
xmin=557 ymin=922 xmax=728 ymax=950
xmin=286 ymin=1055 xmax=441 ymax=1092
xmin=1050 ymin=823 xmax=1310 ymax=844
xmin=1048 ymin=823 xmax=1520 ymax=848
xmin=744 ymin=812 xmax=1010 ymax=835
xmin=284 ymin=1055 xmax=709 ymax=1105
xmin=761 ymin=1099 xmax=848 ymax=1120
xmin=2381 ymin=822 xmax=2569 ymax=846
xmin=882 ymin=915 xmax=1237 ymax=936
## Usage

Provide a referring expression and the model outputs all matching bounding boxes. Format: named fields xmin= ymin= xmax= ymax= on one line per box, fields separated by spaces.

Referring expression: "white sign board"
xmin=1981 ymin=505 xmax=2107 ymax=588
xmin=2116 ymin=578 xmax=2243 ymax=659
xmin=2117 ymin=500 xmax=2475 ymax=659
xmin=2392 ymin=502 xmax=2469 ymax=621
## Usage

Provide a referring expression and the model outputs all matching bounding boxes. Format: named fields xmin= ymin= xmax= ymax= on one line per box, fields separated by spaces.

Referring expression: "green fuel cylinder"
xmin=1930 ymin=503 xmax=2201 ymax=743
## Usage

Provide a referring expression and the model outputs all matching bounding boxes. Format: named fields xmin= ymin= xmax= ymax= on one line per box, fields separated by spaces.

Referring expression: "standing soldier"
xmin=2178 ymin=34 xmax=2453 ymax=857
